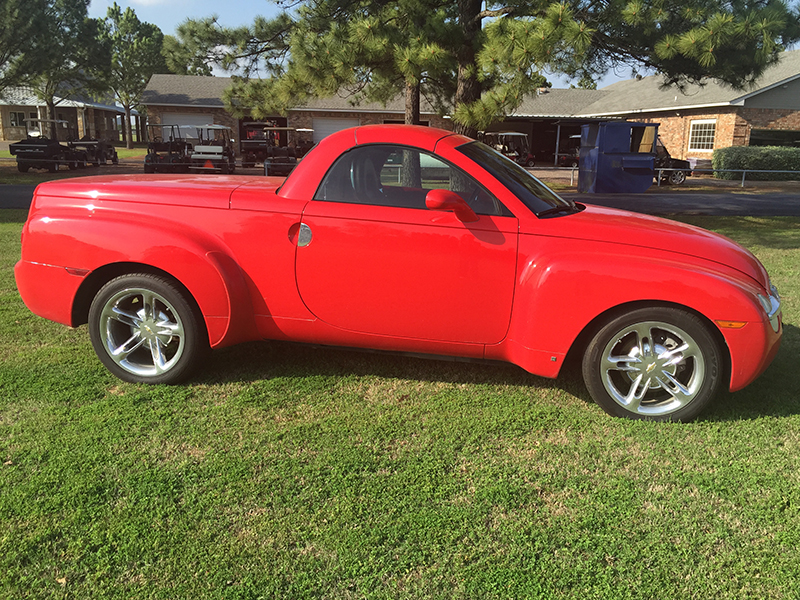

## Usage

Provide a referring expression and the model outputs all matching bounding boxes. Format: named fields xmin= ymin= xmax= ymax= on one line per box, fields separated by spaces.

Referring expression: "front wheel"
xmin=668 ymin=170 xmax=687 ymax=185
xmin=88 ymin=274 xmax=208 ymax=384
xmin=582 ymin=307 xmax=723 ymax=421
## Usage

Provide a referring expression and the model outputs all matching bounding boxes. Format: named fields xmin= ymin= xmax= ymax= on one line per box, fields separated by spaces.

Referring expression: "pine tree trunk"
xmin=401 ymin=81 xmax=422 ymax=187
xmin=454 ymin=0 xmax=482 ymax=139
xmin=405 ymin=81 xmax=420 ymax=125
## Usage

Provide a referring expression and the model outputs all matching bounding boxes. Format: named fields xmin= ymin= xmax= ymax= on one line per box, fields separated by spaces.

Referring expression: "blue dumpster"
xmin=578 ymin=122 xmax=659 ymax=193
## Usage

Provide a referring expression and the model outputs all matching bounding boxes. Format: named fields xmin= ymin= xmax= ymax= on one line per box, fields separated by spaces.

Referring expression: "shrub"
xmin=712 ymin=146 xmax=800 ymax=180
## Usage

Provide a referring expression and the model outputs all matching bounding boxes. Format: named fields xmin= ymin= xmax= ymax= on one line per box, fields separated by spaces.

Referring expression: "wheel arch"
xmin=72 ymin=262 xmax=196 ymax=327
xmin=564 ymin=299 xmax=732 ymax=383
xmin=71 ymin=255 xmax=259 ymax=350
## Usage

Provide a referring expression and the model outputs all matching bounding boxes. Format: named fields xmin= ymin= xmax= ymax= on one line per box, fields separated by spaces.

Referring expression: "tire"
xmin=668 ymin=170 xmax=686 ymax=185
xmin=582 ymin=307 xmax=722 ymax=422
xmin=17 ymin=162 xmax=30 ymax=173
xmin=88 ymin=274 xmax=208 ymax=384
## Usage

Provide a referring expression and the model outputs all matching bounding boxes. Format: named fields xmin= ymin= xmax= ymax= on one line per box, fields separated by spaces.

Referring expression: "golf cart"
xmin=144 ymin=124 xmax=193 ymax=173
xmin=189 ymin=124 xmax=236 ymax=174
xmin=9 ymin=119 xmax=89 ymax=172
xmin=655 ymin=137 xmax=692 ymax=185
xmin=240 ymin=123 xmax=314 ymax=175
xmin=482 ymin=131 xmax=535 ymax=167
xmin=70 ymin=135 xmax=118 ymax=166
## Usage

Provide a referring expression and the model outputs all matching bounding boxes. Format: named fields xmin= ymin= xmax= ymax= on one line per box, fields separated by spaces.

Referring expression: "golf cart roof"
xmin=24 ymin=119 xmax=71 ymax=124
xmin=198 ymin=124 xmax=232 ymax=131
xmin=485 ymin=131 xmax=528 ymax=138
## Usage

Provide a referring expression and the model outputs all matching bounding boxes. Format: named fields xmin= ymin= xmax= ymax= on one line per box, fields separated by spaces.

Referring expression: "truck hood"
xmin=32 ymin=174 xmax=285 ymax=210
xmin=528 ymin=203 xmax=770 ymax=289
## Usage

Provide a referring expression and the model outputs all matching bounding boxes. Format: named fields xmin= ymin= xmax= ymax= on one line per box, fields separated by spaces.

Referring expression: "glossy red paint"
xmin=15 ymin=124 xmax=782 ymax=415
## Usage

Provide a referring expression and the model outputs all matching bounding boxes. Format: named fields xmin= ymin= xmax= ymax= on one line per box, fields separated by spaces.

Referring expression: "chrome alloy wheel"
xmin=600 ymin=320 xmax=704 ymax=417
xmin=99 ymin=287 xmax=186 ymax=377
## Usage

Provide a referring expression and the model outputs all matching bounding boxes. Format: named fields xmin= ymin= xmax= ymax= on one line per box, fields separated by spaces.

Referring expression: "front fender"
xmin=497 ymin=237 xmax=767 ymax=380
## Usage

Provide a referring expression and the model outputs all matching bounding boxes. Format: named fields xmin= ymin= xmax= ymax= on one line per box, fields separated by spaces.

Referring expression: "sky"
xmin=87 ymin=0 xmax=277 ymax=35
xmin=86 ymin=0 xmax=629 ymax=88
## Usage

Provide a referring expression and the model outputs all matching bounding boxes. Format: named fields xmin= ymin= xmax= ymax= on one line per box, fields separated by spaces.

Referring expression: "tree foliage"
xmin=164 ymin=0 xmax=800 ymax=134
xmin=0 ymin=0 xmax=49 ymax=95
xmin=235 ymin=0 xmax=459 ymax=124
xmin=22 ymin=0 xmax=111 ymax=138
xmin=100 ymin=2 xmax=168 ymax=148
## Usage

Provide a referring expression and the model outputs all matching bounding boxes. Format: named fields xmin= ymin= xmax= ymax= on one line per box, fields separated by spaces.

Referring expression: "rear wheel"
xmin=582 ymin=307 xmax=722 ymax=421
xmin=88 ymin=274 xmax=208 ymax=384
xmin=17 ymin=162 xmax=30 ymax=173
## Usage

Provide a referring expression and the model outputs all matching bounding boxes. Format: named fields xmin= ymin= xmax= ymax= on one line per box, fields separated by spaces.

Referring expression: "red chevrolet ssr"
xmin=15 ymin=125 xmax=782 ymax=421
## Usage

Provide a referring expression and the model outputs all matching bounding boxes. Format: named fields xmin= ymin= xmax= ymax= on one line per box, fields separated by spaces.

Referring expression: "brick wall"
xmin=147 ymin=106 xmax=237 ymax=130
xmin=629 ymin=105 xmax=800 ymax=160
xmin=741 ymin=107 xmax=800 ymax=131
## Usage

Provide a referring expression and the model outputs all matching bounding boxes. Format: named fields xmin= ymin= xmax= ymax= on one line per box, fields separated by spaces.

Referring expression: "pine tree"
xmin=170 ymin=0 xmax=800 ymax=135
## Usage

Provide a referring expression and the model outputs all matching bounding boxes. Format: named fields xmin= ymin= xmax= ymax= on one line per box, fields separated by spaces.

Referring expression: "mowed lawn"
xmin=2 ymin=208 xmax=800 ymax=599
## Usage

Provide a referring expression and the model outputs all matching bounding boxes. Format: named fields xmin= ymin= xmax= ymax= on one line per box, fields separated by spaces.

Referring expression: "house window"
xmin=9 ymin=112 xmax=26 ymax=127
xmin=689 ymin=120 xmax=716 ymax=151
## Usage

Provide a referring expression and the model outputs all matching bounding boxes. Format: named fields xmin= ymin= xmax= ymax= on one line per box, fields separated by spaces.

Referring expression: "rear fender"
xmin=23 ymin=214 xmax=256 ymax=348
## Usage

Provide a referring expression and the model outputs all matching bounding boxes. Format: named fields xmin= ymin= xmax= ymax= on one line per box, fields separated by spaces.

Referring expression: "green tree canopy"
xmin=169 ymin=0 xmax=800 ymax=135
xmin=226 ymin=0 xmax=461 ymax=125
xmin=100 ymin=2 xmax=169 ymax=148
xmin=23 ymin=0 xmax=111 ymax=139
xmin=0 ymin=0 xmax=50 ymax=95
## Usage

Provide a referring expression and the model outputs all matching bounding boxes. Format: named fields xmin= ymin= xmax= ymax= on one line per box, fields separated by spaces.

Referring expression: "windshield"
xmin=457 ymin=141 xmax=576 ymax=216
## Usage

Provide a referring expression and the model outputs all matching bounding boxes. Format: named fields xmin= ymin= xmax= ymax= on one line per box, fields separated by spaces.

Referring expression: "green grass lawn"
xmin=2 ymin=210 xmax=800 ymax=599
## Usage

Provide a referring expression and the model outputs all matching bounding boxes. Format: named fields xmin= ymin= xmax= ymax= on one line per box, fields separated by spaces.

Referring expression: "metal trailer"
xmin=9 ymin=119 xmax=90 ymax=173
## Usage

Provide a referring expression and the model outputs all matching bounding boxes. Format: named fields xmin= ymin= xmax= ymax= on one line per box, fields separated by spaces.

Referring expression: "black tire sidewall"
xmin=582 ymin=307 xmax=723 ymax=422
xmin=88 ymin=274 xmax=207 ymax=385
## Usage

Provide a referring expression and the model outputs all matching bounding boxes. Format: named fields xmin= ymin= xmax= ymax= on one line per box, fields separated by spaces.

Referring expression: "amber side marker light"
xmin=715 ymin=320 xmax=747 ymax=329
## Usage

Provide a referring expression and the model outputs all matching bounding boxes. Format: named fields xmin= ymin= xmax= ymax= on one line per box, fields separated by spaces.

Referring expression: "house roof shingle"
xmin=141 ymin=49 xmax=800 ymax=118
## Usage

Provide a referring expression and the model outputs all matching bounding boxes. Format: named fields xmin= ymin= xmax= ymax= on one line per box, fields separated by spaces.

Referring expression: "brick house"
xmin=141 ymin=49 xmax=800 ymax=162
xmin=142 ymin=74 xmax=450 ymax=155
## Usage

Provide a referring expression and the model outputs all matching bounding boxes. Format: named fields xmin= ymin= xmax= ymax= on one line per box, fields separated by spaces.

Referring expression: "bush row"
xmin=712 ymin=146 xmax=800 ymax=180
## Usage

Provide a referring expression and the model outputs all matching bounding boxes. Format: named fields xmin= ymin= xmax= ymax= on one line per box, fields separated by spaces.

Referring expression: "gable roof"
xmin=141 ymin=49 xmax=800 ymax=118
xmin=511 ymin=88 xmax=612 ymax=118
xmin=573 ymin=49 xmax=800 ymax=117
xmin=143 ymin=73 xmax=443 ymax=114
xmin=142 ymin=74 xmax=232 ymax=108
xmin=0 ymin=86 xmax=123 ymax=113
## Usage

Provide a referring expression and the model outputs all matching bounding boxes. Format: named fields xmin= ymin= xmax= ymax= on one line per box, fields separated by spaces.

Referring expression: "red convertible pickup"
xmin=15 ymin=125 xmax=782 ymax=421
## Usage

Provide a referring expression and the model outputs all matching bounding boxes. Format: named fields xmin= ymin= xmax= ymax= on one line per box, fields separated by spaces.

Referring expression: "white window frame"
xmin=688 ymin=119 xmax=716 ymax=152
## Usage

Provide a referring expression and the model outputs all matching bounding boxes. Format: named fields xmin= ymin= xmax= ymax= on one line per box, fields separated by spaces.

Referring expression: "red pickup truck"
xmin=15 ymin=125 xmax=782 ymax=421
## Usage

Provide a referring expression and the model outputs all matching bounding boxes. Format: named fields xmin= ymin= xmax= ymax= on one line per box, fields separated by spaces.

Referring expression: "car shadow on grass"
xmin=193 ymin=322 xmax=800 ymax=422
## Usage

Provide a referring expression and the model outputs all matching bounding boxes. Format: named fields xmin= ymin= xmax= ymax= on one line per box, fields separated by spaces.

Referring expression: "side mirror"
xmin=425 ymin=189 xmax=479 ymax=222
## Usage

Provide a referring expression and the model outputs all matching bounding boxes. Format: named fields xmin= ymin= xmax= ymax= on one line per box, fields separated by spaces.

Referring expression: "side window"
xmin=315 ymin=144 xmax=511 ymax=216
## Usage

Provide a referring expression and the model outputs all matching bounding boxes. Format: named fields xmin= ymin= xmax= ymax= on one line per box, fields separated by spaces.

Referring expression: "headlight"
xmin=758 ymin=282 xmax=781 ymax=333
xmin=757 ymin=293 xmax=772 ymax=314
